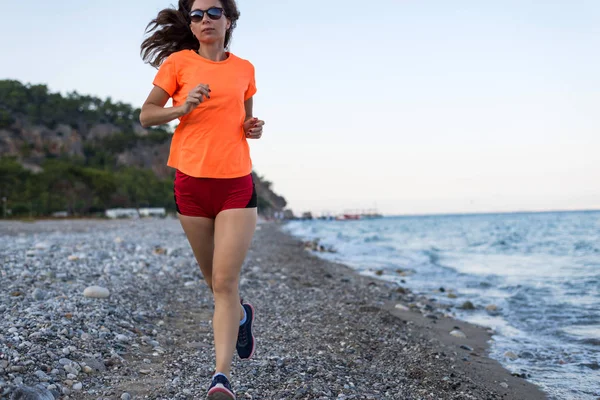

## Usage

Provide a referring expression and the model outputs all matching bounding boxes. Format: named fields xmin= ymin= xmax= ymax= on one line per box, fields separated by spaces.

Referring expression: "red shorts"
xmin=174 ymin=170 xmax=257 ymax=219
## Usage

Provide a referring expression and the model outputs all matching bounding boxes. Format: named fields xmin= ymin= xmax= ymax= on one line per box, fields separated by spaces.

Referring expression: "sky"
xmin=1 ymin=0 xmax=599 ymax=216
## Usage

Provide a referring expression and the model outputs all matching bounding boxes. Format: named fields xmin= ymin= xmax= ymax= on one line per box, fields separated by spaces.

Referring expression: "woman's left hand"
xmin=244 ymin=117 xmax=265 ymax=139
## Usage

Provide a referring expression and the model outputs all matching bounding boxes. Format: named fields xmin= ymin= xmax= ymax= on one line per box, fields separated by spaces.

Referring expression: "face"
xmin=190 ymin=0 xmax=231 ymax=46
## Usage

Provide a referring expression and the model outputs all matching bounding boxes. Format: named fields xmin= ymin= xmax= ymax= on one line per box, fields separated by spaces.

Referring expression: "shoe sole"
xmin=241 ymin=303 xmax=255 ymax=360
xmin=207 ymin=388 xmax=236 ymax=400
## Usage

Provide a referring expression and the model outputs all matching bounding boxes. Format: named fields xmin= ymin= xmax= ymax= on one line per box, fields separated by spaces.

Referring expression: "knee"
xmin=212 ymin=274 xmax=238 ymax=296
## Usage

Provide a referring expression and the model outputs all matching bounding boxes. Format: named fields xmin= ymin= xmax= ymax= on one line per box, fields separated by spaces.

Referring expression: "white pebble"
xmin=83 ymin=286 xmax=110 ymax=299
xmin=72 ymin=382 xmax=83 ymax=391
xmin=449 ymin=329 xmax=467 ymax=339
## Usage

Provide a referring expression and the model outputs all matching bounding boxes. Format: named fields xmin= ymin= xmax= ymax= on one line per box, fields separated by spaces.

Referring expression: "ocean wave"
xmin=422 ymin=249 xmax=440 ymax=265
xmin=364 ymin=234 xmax=382 ymax=243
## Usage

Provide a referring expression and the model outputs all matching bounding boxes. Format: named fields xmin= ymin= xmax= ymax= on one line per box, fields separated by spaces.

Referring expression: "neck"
xmin=197 ymin=43 xmax=227 ymax=62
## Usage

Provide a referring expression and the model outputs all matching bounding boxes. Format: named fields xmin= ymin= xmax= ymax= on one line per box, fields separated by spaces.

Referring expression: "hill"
xmin=0 ymin=80 xmax=286 ymax=217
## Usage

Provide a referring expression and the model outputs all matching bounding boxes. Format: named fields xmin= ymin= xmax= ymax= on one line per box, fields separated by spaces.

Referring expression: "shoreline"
xmin=277 ymin=223 xmax=548 ymax=400
xmin=0 ymin=218 xmax=548 ymax=399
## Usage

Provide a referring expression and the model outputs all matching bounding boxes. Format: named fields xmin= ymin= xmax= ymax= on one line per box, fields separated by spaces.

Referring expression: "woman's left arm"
xmin=243 ymin=97 xmax=265 ymax=139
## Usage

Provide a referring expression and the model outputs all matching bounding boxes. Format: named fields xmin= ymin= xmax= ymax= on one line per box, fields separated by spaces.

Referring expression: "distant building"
xmin=139 ymin=208 xmax=166 ymax=218
xmin=301 ymin=212 xmax=313 ymax=220
xmin=105 ymin=208 xmax=166 ymax=219
xmin=106 ymin=208 xmax=139 ymax=219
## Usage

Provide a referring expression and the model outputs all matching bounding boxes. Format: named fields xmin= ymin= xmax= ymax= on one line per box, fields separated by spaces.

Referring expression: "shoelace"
xmin=238 ymin=321 xmax=248 ymax=346
xmin=212 ymin=375 xmax=231 ymax=390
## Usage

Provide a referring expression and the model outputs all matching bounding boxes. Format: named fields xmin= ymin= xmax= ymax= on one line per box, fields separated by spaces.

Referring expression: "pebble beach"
xmin=0 ymin=218 xmax=548 ymax=399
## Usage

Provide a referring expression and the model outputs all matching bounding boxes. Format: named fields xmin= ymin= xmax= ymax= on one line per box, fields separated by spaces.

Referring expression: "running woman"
xmin=140 ymin=1 xmax=263 ymax=398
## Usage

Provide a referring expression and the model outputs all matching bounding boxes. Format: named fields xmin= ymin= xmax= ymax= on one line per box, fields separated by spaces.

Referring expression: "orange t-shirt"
xmin=153 ymin=50 xmax=257 ymax=178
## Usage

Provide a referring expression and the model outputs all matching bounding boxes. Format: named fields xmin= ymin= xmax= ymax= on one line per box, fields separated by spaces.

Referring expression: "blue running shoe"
xmin=236 ymin=302 xmax=255 ymax=359
xmin=207 ymin=374 xmax=235 ymax=400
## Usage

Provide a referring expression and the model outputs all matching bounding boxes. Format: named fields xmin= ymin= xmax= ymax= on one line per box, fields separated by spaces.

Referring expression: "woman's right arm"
xmin=139 ymin=86 xmax=183 ymax=128
xmin=139 ymin=84 xmax=210 ymax=128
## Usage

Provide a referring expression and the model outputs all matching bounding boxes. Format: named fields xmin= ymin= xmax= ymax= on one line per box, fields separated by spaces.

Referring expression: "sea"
xmin=283 ymin=210 xmax=600 ymax=400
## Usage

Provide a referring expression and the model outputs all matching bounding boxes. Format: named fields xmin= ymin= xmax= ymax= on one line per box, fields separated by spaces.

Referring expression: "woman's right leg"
xmin=178 ymin=214 xmax=215 ymax=290
xmin=177 ymin=212 xmax=246 ymax=321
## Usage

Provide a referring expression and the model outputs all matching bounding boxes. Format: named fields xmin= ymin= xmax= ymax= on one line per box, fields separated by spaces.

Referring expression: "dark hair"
xmin=141 ymin=0 xmax=240 ymax=68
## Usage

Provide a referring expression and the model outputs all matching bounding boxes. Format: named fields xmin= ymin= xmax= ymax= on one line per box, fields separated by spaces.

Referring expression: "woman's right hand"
xmin=180 ymin=84 xmax=211 ymax=116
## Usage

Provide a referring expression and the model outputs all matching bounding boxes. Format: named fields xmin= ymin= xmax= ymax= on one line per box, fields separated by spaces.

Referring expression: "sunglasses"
xmin=190 ymin=7 xmax=224 ymax=22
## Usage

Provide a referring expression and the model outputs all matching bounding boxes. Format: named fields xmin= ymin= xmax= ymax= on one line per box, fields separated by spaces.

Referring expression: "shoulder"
xmin=228 ymin=53 xmax=255 ymax=71
xmin=161 ymin=50 xmax=192 ymax=66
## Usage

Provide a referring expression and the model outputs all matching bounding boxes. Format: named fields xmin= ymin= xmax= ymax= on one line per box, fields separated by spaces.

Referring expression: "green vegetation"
xmin=1 ymin=79 xmax=141 ymax=130
xmin=0 ymin=157 xmax=175 ymax=217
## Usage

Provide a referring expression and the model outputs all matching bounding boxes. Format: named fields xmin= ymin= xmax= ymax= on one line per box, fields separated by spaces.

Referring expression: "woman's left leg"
xmin=211 ymin=207 xmax=257 ymax=377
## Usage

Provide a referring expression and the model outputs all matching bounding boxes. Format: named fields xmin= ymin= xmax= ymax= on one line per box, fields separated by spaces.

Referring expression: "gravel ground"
xmin=0 ymin=218 xmax=548 ymax=399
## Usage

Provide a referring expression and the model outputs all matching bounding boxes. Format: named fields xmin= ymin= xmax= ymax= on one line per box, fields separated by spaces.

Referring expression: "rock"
xmin=460 ymin=345 xmax=474 ymax=351
xmin=375 ymin=270 xmax=384 ymax=276
xmin=83 ymin=286 xmax=110 ymax=299
xmin=63 ymin=365 xmax=79 ymax=376
xmin=500 ymin=382 xmax=509 ymax=389
xmin=459 ymin=301 xmax=475 ymax=310
xmin=485 ymin=304 xmax=498 ymax=312
xmin=33 ymin=370 xmax=50 ymax=382
xmin=449 ymin=329 xmax=467 ymax=338
xmin=72 ymin=382 xmax=82 ymax=391
xmin=115 ymin=334 xmax=130 ymax=342
xmin=121 ymin=394 xmax=132 ymax=400
xmin=394 ymin=304 xmax=410 ymax=312
xmin=447 ymin=293 xmax=458 ymax=299
xmin=31 ymin=288 xmax=46 ymax=301
xmin=82 ymin=358 xmax=106 ymax=372
xmin=504 ymin=351 xmax=519 ymax=360
xmin=10 ymin=385 xmax=55 ymax=400
xmin=519 ymin=351 xmax=535 ymax=359
xmin=154 ymin=246 xmax=167 ymax=255
xmin=439 ymin=287 xmax=445 ymax=292
xmin=396 ymin=287 xmax=407 ymax=294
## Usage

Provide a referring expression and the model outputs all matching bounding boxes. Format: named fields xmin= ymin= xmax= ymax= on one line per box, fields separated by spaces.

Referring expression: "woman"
xmin=140 ymin=1 xmax=264 ymax=398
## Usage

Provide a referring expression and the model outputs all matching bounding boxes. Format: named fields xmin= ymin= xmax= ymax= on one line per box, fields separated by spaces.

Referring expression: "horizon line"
xmin=383 ymin=208 xmax=600 ymax=218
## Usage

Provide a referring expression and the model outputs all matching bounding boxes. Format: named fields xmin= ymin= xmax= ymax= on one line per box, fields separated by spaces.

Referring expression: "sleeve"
xmin=244 ymin=62 xmax=257 ymax=101
xmin=152 ymin=54 xmax=177 ymax=97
